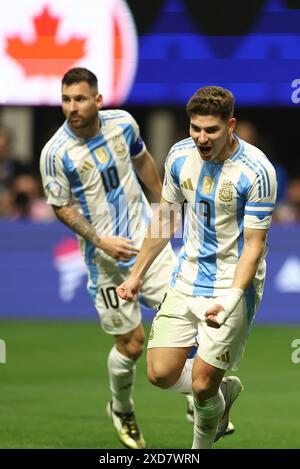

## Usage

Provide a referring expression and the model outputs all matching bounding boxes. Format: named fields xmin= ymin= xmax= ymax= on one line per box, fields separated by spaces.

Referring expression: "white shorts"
xmin=147 ymin=285 xmax=263 ymax=371
xmin=88 ymin=245 xmax=176 ymax=335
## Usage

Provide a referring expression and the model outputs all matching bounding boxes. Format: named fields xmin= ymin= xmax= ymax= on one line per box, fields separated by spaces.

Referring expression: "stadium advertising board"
xmin=0 ymin=222 xmax=299 ymax=324
xmin=1 ymin=0 xmax=300 ymax=105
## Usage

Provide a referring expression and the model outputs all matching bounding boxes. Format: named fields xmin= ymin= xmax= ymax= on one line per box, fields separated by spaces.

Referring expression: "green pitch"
xmin=0 ymin=321 xmax=300 ymax=449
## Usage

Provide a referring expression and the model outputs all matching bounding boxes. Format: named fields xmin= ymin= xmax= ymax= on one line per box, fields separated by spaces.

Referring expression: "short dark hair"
xmin=62 ymin=67 xmax=98 ymax=89
xmin=186 ymin=86 xmax=234 ymax=121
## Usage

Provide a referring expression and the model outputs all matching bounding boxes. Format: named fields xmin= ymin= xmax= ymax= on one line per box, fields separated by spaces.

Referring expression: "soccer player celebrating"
xmin=39 ymin=67 xmax=176 ymax=449
xmin=117 ymin=86 xmax=277 ymax=448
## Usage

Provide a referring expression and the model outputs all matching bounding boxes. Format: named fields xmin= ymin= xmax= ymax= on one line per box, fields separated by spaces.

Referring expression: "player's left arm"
xmin=231 ymin=227 xmax=267 ymax=290
xmin=205 ymin=228 xmax=267 ymax=328
xmin=206 ymin=158 xmax=277 ymax=328
xmin=132 ymin=150 xmax=162 ymax=200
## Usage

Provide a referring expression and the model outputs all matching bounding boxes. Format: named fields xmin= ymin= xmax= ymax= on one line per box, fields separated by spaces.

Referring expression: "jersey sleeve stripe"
xmin=255 ymin=159 xmax=271 ymax=196
xmin=52 ymin=153 xmax=56 ymax=177
xmin=239 ymin=156 xmax=265 ymax=198
xmin=62 ymin=151 xmax=92 ymax=222
xmin=45 ymin=131 xmax=68 ymax=177
xmin=244 ymin=210 xmax=274 ymax=217
xmin=246 ymin=202 xmax=275 ymax=207
xmin=170 ymin=157 xmax=187 ymax=188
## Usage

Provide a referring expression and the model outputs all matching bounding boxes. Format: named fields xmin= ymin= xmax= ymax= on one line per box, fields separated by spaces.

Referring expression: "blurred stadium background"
xmin=1 ymin=0 xmax=300 ymax=449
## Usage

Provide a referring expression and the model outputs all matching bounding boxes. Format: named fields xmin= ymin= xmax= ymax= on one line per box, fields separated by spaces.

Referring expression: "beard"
xmin=68 ymin=111 xmax=98 ymax=129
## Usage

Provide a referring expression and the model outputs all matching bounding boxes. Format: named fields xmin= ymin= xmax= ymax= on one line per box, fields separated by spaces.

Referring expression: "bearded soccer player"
xmin=40 ymin=67 xmax=176 ymax=449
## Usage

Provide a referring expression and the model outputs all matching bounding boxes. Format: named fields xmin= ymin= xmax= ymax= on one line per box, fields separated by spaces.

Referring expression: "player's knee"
xmin=116 ymin=326 xmax=145 ymax=361
xmin=192 ymin=375 xmax=217 ymax=402
xmin=123 ymin=337 xmax=144 ymax=361
xmin=147 ymin=362 xmax=174 ymax=389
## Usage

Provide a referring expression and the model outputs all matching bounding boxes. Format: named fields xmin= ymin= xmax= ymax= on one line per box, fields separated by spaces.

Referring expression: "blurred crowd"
xmin=0 ymin=122 xmax=299 ymax=224
xmin=234 ymin=121 xmax=300 ymax=224
xmin=0 ymin=127 xmax=55 ymax=222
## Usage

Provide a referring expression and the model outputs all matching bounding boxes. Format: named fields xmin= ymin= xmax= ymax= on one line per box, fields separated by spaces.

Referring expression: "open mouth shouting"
xmin=198 ymin=146 xmax=212 ymax=159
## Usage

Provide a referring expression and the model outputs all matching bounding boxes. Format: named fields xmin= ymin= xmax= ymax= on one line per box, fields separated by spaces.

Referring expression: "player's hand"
xmin=116 ymin=276 xmax=142 ymax=302
xmin=204 ymin=304 xmax=225 ymax=329
xmin=204 ymin=288 xmax=244 ymax=328
xmin=97 ymin=236 xmax=139 ymax=261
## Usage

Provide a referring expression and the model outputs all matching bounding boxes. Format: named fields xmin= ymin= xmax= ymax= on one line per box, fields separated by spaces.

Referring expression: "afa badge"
xmin=219 ymin=180 xmax=234 ymax=202
xmin=112 ymin=136 xmax=126 ymax=157
xmin=112 ymin=313 xmax=123 ymax=328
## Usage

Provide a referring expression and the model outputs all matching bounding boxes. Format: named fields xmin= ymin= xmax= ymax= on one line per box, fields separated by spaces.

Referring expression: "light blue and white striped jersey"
xmin=40 ymin=109 xmax=152 ymax=271
xmin=162 ymin=135 xmax=277 ymax=297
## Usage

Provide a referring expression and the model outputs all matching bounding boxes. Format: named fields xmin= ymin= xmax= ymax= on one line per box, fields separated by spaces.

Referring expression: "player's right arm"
xmin=52 ymin=204 xmax=138 ymax=261
xmin=116 ymin=197 xmax=181 ymax=301
xmin=117 ymin=145 xmax=185 ymax=301
xmin=53 ymin=204 xmax=100 ymax=246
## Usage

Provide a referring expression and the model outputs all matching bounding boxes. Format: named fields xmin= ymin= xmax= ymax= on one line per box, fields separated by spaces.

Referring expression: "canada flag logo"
xmin=6 ymin=7 xmax=86 ymax=77
xmin=0 ymin=0 xmax=137 ymax=105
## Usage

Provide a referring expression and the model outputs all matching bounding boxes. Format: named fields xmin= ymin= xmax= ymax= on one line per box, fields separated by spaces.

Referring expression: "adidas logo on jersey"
xmin=81 ymin=160 xmax=94 ymax=172
xmin=180 ymin=178 xmax=194 ymax=190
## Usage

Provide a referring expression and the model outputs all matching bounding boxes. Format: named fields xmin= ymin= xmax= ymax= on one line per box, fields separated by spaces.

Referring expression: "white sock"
xmin=107 ymin=345 xmax=136 ymax=413
xmin=168 ymin=358 xmax=193 ymax=393
xmin=192 ymin=388 xmax=225 ymax=449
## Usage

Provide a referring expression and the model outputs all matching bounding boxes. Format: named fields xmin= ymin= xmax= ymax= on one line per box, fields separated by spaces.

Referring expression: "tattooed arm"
xmin=53 ymin=205 xmax=138 ymax=261
xmin=53 ymin=204 xmax=100 ymax=246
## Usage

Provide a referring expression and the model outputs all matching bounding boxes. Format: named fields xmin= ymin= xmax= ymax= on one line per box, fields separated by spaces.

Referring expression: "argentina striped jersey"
xmin=40 ymin=110 xmax=152 ymax=272
xmin=162 ymin=135 xmax=277 ymax=297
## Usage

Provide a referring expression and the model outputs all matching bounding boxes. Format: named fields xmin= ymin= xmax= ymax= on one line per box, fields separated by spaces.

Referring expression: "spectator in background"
xmin=273 ymin=176 xmax=300 ymax=223
xmin=0 ymin=127 xmax=27 ymax=190
xmin=0 ymin=127 xmax=22 ymax=216
xmin=287 ymin=177 xmax=300 ymax=220
xmin=0 ymin=127 xmax=15 ymax=191
xmin=0 ymin=126 xmax=54 ymax=221
xmin=0 ymin=126 xmax=34 ymax=218
xmin=235 ymin=120 xmax=287 ymax=203
xmin=11 ymin=172 xmax=55 ymax=222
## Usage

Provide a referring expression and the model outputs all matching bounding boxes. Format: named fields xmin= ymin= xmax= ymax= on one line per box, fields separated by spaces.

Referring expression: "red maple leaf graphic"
xmin=6 ymin=6 xmax=87 ymax=76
